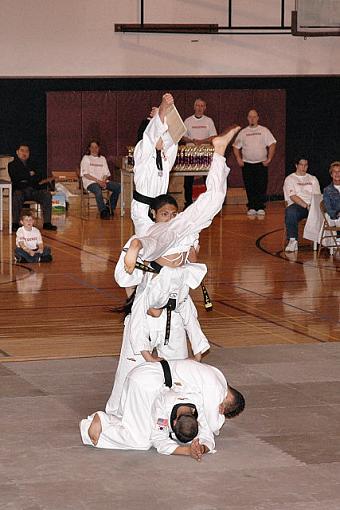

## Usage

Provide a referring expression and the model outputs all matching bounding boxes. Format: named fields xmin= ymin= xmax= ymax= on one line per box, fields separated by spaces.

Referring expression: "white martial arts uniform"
xmin=105 ymin=311 xmax=188 ymax=416
xmin=132 ymin=113 xmax=178 ymax=237
xmin=132 ymin=152 xmax=229 ymax=261
xmin=81 ymin=360 xmax=226 ymax=452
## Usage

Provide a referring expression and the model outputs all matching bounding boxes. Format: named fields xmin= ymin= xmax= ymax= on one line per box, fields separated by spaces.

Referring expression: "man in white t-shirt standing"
xmin=283 ymin=157 xmax=321 ymax=252
xmin=233 ymin=109 xmax=276 ymax=216
xmin=182 ymin=98 xmax=217 ymax=208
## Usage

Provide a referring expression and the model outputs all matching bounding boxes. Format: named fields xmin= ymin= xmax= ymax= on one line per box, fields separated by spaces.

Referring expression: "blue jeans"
xmin=285 ymin=203 xmax=308 ymax=240
xmin=87 ymin=182 xmax=121 ymax=213
xmin=15 ymin=246 xmax=52 ymax=263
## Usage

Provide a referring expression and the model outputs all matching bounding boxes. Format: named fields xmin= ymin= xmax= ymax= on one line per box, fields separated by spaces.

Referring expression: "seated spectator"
xmin=9 ymin=143 xmax=57 ymax=232
xmin=80 ymin=140 xmax=121 ymax=219
xmin=283 ymin=157 xmax=321 ymax=252
xmin=323 ymin=161 xmax=340 ymax=234
xmin=15 ymin=213 xmax=52 ymax=263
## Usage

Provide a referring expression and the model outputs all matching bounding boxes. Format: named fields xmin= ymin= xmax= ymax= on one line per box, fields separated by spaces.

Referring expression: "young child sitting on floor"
xmin=15 ymin=213 xmax=53 ymax=263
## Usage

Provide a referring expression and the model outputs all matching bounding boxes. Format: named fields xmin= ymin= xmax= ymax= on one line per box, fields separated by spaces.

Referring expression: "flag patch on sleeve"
xmin=157 ymin=417 xmax=168 ymax=429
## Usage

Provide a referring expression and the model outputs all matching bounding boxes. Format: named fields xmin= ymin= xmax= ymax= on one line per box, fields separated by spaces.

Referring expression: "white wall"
xmin=1 ymin=0 xmax=340 ymax=77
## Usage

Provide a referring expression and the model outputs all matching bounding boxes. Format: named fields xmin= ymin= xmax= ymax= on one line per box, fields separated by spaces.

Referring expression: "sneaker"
xmin=285 ymin=239 xmax=298 ymax=252
xmin=43 ymin=223 xmax=57 ymax=231
xmin=256 ymin=209 xmax=266 ymax=216
xmin=247 ymin=209 xmax=257 ymax=216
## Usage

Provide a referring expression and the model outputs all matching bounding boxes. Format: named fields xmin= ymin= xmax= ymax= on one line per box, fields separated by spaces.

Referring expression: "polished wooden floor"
xmin=0 ymin=199 xmax=339 ymax=362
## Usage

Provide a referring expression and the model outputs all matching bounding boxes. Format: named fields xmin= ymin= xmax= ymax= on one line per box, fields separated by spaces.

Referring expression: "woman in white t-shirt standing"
xmin=80 ymin=140 xmax=121 ymax=219
xmin=283 ymin=157 xmax=321 ymax=252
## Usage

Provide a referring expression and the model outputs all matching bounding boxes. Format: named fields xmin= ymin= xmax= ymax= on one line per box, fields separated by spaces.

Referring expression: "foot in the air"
xmin=88 ymin=413 xmax=102 ymax=446
xmin=212 ymin=125 xmax=241 ymax=155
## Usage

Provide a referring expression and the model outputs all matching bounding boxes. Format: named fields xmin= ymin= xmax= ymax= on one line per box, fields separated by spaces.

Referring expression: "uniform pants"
xmin=242 ymin=162 xmax=268 ymax=211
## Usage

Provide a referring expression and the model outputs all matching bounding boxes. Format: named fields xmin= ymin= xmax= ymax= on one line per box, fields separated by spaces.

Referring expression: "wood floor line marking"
xmin=221 ymin=296 xmax=338 ymax=341
xmin=210 ymin=300 xmax=306 ymax=344
xmin=216 ymin=300 xmax=328 ymax=343
xmin=255 ymin=228 xmax=339 ymax=273
xmin=225 ymin=282 xmax=340 ymax=326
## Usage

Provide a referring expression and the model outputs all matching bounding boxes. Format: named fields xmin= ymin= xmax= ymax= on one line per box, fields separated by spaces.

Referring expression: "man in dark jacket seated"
xmin=8 ymin=143 xmax=57 ymax=232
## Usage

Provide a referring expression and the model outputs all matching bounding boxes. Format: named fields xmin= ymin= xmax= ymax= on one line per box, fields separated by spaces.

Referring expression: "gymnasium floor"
xmin=1 ymin=200 xmax=339 ymax=509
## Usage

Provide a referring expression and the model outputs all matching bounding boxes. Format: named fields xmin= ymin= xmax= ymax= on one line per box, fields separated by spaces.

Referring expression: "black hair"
xmin=15 ymin=142 xmax=30 ymax=151
xmin=136 ymin=118 xmax=150 ymax=145
xmin=294 ymin=156 xmax=309 ymax=166
xmin=151 ymin=194 xmax=178 ymax=213
xmin=86 ymin=139 xmax=101 ymax=156
xmin=110 ymin=288 xmax=136 ymax=318
xmin=224 ymin=386 xmax=246 ymax=419
xmin=173 ymin=414 xmax=198 ymax=443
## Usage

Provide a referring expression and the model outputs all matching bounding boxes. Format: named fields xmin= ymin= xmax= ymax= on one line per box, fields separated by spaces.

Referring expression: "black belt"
xmin=133 ymin=190 xmax=154 ymax=206
xmin=160 ymin=359 xmax=172 ymax=388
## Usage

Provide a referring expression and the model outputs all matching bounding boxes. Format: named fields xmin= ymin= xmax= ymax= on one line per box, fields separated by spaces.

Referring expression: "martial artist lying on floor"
xmin=80 ymin=359 xmax=245 ymax=461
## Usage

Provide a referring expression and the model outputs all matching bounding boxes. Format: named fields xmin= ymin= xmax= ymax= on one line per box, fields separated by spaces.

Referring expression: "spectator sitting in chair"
xmin=8 ymin=143 xmax=57 ymax=232
xmin=80 ymin=140 xmax=121 ymax=219
xmin=283 ymin=157 xmax=321 ymax=252
xmin=323 ymin=161 xmax=340 ymax=236
xmin=15 ymin=213 xmax=52 ymax=263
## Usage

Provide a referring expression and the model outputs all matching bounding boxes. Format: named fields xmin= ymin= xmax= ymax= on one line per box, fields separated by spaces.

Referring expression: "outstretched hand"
xmin=190 ymin=438 xmax=206 ymax=462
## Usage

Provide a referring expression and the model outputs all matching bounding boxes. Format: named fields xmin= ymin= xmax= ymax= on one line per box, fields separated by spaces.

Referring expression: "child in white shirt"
xmin=15 ymin=213 xmax=52 ymax=263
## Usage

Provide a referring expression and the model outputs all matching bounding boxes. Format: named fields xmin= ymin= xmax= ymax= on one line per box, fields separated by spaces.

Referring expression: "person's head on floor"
xmin=220 ymin=386 xmax=246 ymax=419
xmin=172 ymin=405 xmax=199 ymax=443
xmin=16 ymin=143 xmax=30 ymax=162
xmin=20 ymin=212 xmax=35 ymax=231
xmin=150 ymin=194 xmax=178 ymax=223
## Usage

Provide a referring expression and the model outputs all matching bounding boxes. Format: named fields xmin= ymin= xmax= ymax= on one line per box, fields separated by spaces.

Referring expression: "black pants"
xmin=184 ymin=175 xmax=207 ymax=206
xmin=12 ymin=187 xmax=52 ymax=224
xmin=242 ymin=162 xmax=268 ymax=211
xmin=184 ymin=175 xmax=194 ymax=206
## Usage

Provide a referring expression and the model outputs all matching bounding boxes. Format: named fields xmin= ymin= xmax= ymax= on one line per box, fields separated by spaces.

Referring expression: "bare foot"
xmin=212 ymin=125 xmax=241 ymax=155
xmin=88 ymin=413 xmax=102 ymax=446
xmin=124 ymin=239 xmax=142 ymax=274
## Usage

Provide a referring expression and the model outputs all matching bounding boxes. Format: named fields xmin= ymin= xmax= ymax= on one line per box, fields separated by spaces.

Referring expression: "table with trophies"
xmin=120 ymin=144 xmax=214 ymax=216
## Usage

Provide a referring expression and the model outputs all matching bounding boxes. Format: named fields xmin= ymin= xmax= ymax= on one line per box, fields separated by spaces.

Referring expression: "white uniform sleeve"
xmin=134 ymin=114 xmax=169 ymax=170
xmin=178 ymin=296 xmax=210 ymax=355
xmin=137 ymin=152 xmax=229 ymax=261
xmin=150 ymin=394 xmax=179 ymax=455
xmin=195 ymin=400 xmax=216 ymax=453
xmin=114 ymin=239 xmax=144 ymax=288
